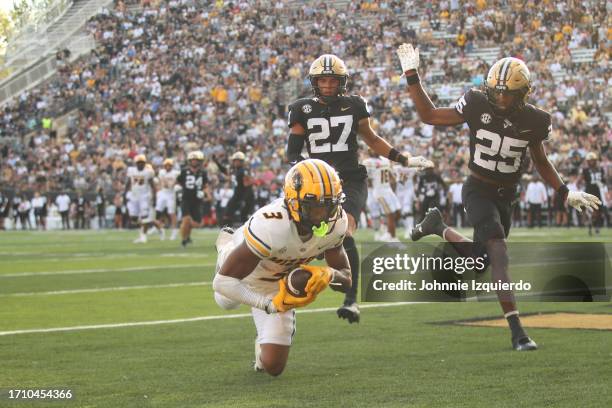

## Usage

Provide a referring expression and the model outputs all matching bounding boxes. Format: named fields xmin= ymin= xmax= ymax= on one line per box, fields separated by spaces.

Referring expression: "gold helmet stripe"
xmin=314 ymin=160 xmax=333 ymax=198
xmin=323 ymin=161 xmax=337 ymax=197
xmin=303 ymin=160 xmax=326 ymax=197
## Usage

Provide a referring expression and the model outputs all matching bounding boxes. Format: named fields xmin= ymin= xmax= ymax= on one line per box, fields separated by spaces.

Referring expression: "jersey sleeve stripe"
xmin=244 ymin=227 xmax=270 ymax=258
xmin=246 ymin=219 xmax=271 ymax=250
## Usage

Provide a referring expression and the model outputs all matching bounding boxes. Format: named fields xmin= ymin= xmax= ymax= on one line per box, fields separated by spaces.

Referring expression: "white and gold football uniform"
xmin=394 ymin=165 xmax=416 ymax=213
xmin=215 ymin=197 xmax=348 ymax=345
xmin=155 ymin=168 xmax=179 ymax=214
xmin=127 ymin=164 xmax=155 ymax=221
xmin=363 ymin=157 xmax=400 ymax=215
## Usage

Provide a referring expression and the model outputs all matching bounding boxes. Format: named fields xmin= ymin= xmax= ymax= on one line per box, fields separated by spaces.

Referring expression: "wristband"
xmin=388 ymin=148 xmax=408 ymax=166
xmin=406 ymin=72 xmax=420 ymax=86
xmin=557 ymin=184 xmax=569 ymax=202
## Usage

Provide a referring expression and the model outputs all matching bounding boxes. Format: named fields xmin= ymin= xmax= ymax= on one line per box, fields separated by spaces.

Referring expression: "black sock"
xmin=342 ymin=235 xmax=359 ymax=304
xmin=506 ymin=313 xmax=527 ymax=339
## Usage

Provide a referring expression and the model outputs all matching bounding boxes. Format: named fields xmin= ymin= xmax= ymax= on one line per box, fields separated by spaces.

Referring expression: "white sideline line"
xmin=0 ymin=302 xmax=417 ymax=337
xmin=0 ymin=264 xmax=212 ymax=278
xmin=0 ymin=281 xmax=212 ymax=297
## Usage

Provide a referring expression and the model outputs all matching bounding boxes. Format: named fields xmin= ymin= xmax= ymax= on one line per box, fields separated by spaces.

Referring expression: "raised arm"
xmin=397 ymin=43 xmax=465 ymax=126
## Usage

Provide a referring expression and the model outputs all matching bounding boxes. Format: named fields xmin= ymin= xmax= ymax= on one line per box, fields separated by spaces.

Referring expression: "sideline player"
xmin=156 ymin=158 xmax=180 ymax=240
xmin=177 ymin=151 xmax=210 ymax=247
xmin=397 ymin=43 xmax=601 ymax=350
xmin=394 ymin=159 xmax=417 ymax=238
xmin=364 ymin=151 xmax=401 ymax=241
xmin=286 ymin=54 xmax=433 ymax=323
xmin=582 ymin=152 xmax=606 ymax=235
xmin=213 ymin=159 xmax=352 ymax=376
xmin=125 ymin=154 xmax=162 ymax=243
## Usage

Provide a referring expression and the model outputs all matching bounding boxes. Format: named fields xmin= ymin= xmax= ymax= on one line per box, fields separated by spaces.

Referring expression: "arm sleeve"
xmin=177 ymin=169 xmax=185 ymax=185
xmin=212 ymin=274 xmax=273 ymax=312
xmin=286 ymin=133 xmax=306 ymax=163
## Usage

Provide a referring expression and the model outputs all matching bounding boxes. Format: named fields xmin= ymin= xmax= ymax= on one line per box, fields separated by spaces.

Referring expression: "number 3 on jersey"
xmin=307 ymin=116 xmax=353 ymax=153
xmin=474 ymin=129 xmax=528 ymax=173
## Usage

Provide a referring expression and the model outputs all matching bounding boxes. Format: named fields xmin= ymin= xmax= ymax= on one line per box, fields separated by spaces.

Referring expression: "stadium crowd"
xmin=0 ymin=0 xmax=609 ymax=230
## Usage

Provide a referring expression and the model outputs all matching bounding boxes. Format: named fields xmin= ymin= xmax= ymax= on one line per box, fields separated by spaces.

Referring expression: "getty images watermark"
xmin=361 ymin=242 xmax=611 ymax=302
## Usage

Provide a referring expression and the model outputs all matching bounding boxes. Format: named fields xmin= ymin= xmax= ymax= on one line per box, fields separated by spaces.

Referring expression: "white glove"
xmin=197 ymin=190 xmax=204 ymax=199
xmin=407 ymin=156 xmax=434 ymax=170
xmin=397 ymin=43 xmax=420 ymax=74
xmin=566 ymin=191 xmax=601 ymax=212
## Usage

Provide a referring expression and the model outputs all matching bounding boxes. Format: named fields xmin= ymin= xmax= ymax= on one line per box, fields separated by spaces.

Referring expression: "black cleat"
xmin=181 ymin=238 xmax=193 ymax=248
xmin=337 ymin=302 xmax=360 ymax=324
xmin=411 ymin=208 xmax=445 ymax=241
xmin=513 ymin=336 xmax=538 ymax=351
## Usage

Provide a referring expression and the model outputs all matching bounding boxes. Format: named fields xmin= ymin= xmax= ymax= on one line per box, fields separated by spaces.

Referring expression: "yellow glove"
xmin=272 ymin=278 xmax=316 ymax=312
xmin=300 ymin=264 xmax=333 ymax=296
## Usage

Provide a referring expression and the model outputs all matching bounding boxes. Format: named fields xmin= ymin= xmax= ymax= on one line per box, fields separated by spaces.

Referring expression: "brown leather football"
xmin=285 ymin=268 xmax=312 ymax=297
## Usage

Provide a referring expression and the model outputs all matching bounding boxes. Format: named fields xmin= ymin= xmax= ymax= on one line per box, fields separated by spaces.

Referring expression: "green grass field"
xmin=1 ymin=228 xmax=610 ymax=407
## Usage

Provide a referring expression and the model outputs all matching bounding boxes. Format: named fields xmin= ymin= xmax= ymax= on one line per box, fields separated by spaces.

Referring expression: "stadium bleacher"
xmin=0 ymin=0 xmax=609 ymax=230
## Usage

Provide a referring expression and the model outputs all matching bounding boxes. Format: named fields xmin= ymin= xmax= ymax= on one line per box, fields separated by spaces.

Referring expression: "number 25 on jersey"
xmin=474 ymin=129 xmax=528 ymax=174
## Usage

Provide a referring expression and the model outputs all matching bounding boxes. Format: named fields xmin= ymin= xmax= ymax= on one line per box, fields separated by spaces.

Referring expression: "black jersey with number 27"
xmin=454 ymin=89 xmax=552 ymax=184
xmin=288 ymin=95 xmax=370 ymax=180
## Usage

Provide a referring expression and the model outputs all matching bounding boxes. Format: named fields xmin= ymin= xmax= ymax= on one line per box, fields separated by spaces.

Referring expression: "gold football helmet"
xmin=485 ymin=57 xmax=531 ymax=116
xmin=586 ymin=152 xmax=598 ymax=162
xmin=308 ymin=54 xmax=349 ymax=102
xmin=284 ymin=159 xmax=345 ymax=236
xmin=163 ymin=158 xmax=174 ymax=167
xmin=187 ymin=151 xmax=204 ymax=161
xmin=230 ymin=151 xmax=246 ymax=161
xmin=134 ymin=154 xmax=146 ymax=163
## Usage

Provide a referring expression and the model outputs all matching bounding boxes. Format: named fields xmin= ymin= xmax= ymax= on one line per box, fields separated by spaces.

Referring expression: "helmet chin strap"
xmin=312 ymin=221 xmax=330 ymax=237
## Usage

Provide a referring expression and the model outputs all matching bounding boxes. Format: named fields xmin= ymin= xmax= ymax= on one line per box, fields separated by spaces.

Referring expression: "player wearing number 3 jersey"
xmin=286 ymin=54 xmax=434 ymax=323
xmin=397 ymin=43 xmax=601 ymax=351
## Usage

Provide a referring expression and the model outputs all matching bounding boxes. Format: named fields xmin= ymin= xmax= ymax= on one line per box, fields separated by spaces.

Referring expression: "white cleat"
xmin=170 ymin=231 xmax=178 ymax=241
xmin=133 ymin=236 xmax=147 ymax=244
xmin=159 ymin=229 xmax=166 ymax=241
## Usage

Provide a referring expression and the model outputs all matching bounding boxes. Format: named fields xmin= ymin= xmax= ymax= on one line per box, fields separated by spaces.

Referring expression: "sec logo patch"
xmin=480 ymin=113 xmax=492 ymax=124
xmin=302 ymin=104 xmax=312 ymax=113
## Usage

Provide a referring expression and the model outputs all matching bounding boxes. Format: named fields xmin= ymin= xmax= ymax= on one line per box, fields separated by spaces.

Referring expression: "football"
xmin=285 ymin=268 xmax=312 ymax=297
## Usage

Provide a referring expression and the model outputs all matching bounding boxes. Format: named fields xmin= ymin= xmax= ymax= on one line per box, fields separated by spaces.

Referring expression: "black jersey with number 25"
xmin=454 ymin=89 xmax=552 ymax=184
xmin=288 ymin=95 xmax=370 ymax=180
